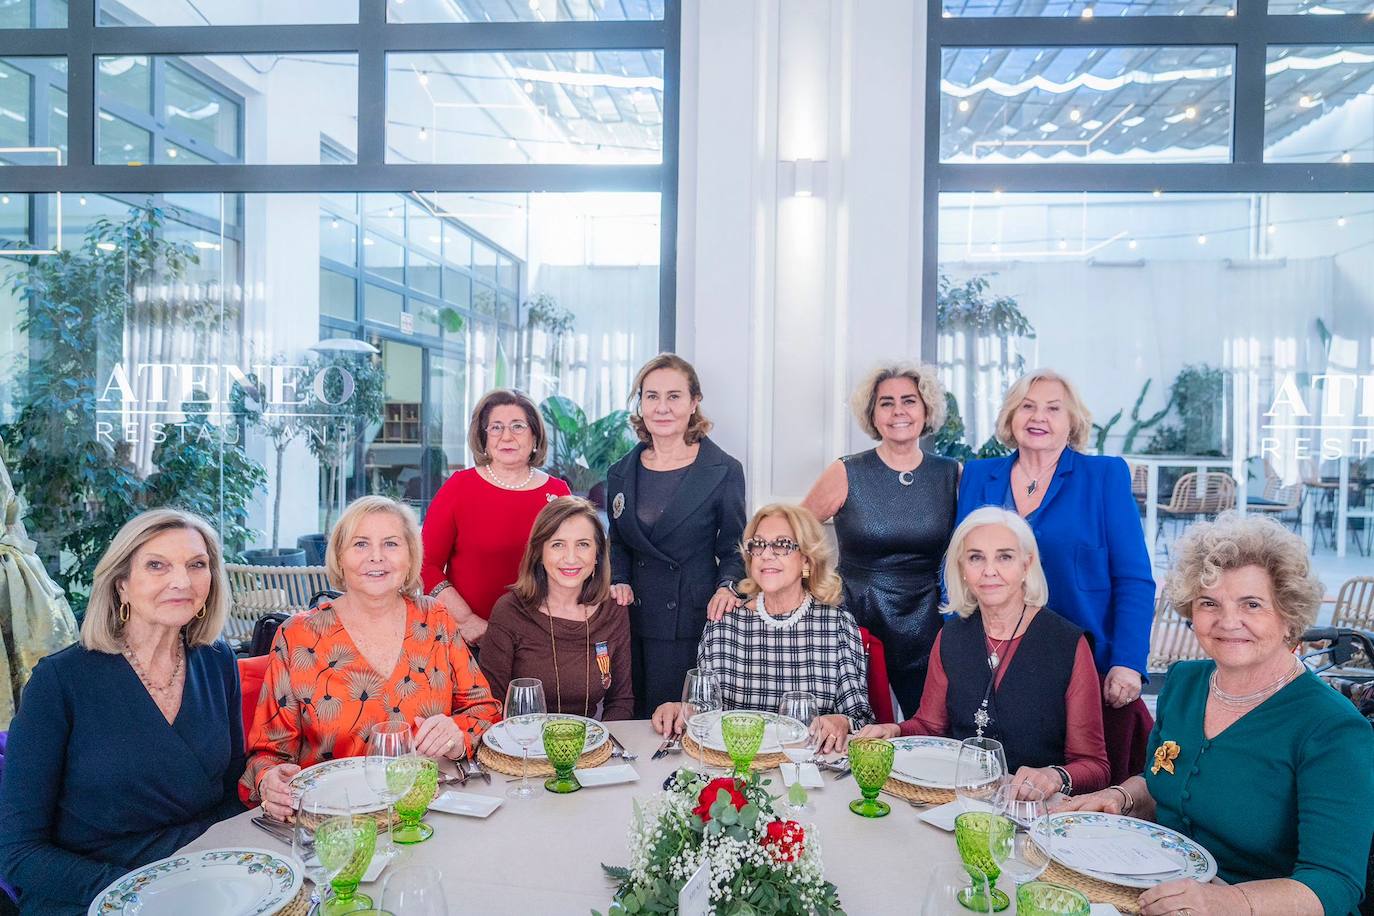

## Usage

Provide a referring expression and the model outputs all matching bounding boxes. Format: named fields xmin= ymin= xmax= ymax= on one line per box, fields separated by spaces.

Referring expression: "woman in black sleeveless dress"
xmin=803 ymin=362 xmax=958 ymax=716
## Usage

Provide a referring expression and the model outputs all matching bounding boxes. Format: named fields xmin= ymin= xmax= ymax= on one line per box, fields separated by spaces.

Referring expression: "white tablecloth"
xmin=180 ymin=721 xmax=982 ymax=915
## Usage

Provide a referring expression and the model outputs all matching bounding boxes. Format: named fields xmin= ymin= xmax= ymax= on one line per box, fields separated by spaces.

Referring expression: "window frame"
xmin=0 ymin=0 xmax=680 ymax=349
xmin=921 ymin=2 xmax=1374 ymax=358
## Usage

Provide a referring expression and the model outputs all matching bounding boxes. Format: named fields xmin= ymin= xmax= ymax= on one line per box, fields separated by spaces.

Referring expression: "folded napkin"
xmin=916 ymin=798 xmax=998 ymax=832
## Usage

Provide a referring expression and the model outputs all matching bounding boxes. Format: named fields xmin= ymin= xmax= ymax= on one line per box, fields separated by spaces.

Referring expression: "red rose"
xmin=693 ymin=777 xmax=748 ymax=823
xmin=762 ymin=819 xmax=806 ymax=863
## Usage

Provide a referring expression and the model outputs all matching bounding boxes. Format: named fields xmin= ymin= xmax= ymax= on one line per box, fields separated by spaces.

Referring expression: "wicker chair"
xmin=1246 ymin=478 xmax=1304 ymax=531
xmin=225 ymin=564 xmax=332 ymax=644
xmin=1332 ymin=576 xmax=1374 ymax=632
xmin=1129 ymin=463 xmax=1149 ymax=511
xmin=1147 ymin=592 xmax=1207 ymax=675
xmin=1155 ymin=472 xmax=1237 ymax=557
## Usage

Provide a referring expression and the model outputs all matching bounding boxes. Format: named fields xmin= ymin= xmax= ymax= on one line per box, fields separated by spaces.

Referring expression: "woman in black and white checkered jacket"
xmin=650 ymin=504 xmax=874 ymax=754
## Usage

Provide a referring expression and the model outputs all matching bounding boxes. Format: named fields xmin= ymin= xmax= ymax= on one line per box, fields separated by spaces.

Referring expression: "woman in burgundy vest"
xmin=853 ymin=506 xmax=1109 ymax=799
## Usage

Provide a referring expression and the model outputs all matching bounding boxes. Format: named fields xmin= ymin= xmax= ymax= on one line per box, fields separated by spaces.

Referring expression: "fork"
xmin=608 ymin=732 xmax=638 ymax=762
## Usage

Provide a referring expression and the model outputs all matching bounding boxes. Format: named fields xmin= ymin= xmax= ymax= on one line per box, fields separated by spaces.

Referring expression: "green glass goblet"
xmin=389 ymin=756 xmax=438 ymax=844
xmin=847 ymin=738 xmax=895 ymax=818
xmin=720 ymin=713 xmax=767 ymax=774
xmin=316 ymin=813 xmax=378 ymax=915
xmin=954 ymin=811 xmax=1013 ymax=912
xmin=542 ymin=718 xmax=587 ymax=793
xmin=1015 ymin=882 xmax=1090 ymax=916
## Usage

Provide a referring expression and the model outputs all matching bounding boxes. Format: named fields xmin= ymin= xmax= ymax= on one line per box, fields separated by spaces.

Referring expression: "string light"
xmin=1267 ymin=223 xmax=1277 ymax=234
xmin=1337 ymin=216 xmax=1347 ymax=228
xmin=1197 ymin=234 xmax=1208 ymax=245
xmin=418 ymin=126 xmax=428 ymax=140
xmin=1057 ymin=238 xmax=1068 ymax=250
xmin=1128 ymin=239 xmax=1138 ymax=250
xmin=958 ymin=99 xmax=970 ymax=112
xmin=1341 ymin=151 xmax=1352 ymax=163
xmin=1069 ymin=108 xmax=1082 ymax=122
xmin=1184 ymin=106 xmax=1197 ymax=119
xmin=1081 ymin=6 xmax=1094 ymax=18
xmin=1153 ymin=190 xmax=1162 ymax=198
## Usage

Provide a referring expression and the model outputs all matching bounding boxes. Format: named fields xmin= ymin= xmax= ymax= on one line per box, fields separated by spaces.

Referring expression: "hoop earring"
xmin=118 ymin=602 xmax=130 ymax=623
xmin=195 ymin=605 xmax=206 ymax=620
xmin=803 ymin=564 xmax=811 ymax=578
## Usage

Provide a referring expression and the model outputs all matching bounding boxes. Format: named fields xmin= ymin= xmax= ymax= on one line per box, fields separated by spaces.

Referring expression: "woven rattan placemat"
xmin=1040 ymin=861 xmax=1143 ymax=913
xmin=681 ymin=734 xmax=788 ymax=771
xmin=476 ymin=739 xmax=613 ymax=777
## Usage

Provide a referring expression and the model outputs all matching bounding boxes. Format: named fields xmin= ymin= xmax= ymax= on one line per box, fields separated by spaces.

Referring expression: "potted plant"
xmin=539 ymin=395 xmax=638 ymax=508
xmin=295 ymin=348 xmax=387 ymax=563
xmin=232 ymin=355 xmax=309 ymax=567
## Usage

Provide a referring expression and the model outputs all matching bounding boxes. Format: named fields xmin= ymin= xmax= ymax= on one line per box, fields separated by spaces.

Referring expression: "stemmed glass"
xmin=778 ymin=691 xmax=818 ymax=812
xmin=316 ymin=810 xmax=377 ymax=915
xmin=364 ymin=720 xmax=416 ymax=857
xmin=955 ymin=736 xmax=1008 ymax=811
xmin=920 ymin=861 xmax=992 ymax=915
xmin=988 ymin=783 xmax=1052 ymax=890
xmin=681 ymin=668 xmax=721 ymax=777
xmin=504 ymin=677 xmax=547 ymax=799
xmin=381 ymin=864 xmax=448 ymax=916
xmin=293 ymin=785 xmax=332 ymax=912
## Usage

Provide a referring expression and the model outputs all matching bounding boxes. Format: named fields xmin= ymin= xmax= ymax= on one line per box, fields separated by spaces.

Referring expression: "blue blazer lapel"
xmin=981 ymin=454 xmax=1015 ymax=507
xmin=1034 ymin=447 xmax=1079 ymax=514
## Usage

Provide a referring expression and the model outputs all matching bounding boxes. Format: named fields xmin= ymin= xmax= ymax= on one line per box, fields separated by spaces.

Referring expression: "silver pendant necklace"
xmin=975 ymin=603 xmax=1028 ymax=738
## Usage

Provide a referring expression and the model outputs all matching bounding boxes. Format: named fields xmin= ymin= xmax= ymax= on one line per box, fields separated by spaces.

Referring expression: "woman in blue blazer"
xmin=607 ymin=354 xmax=747 ymax=716
xmin=957 ymin=371 xmax=1155 ymax=750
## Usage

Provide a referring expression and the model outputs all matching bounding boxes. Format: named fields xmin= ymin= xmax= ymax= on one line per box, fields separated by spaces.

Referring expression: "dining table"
xmin=176 ymin=719 xmax=1054 ymax=916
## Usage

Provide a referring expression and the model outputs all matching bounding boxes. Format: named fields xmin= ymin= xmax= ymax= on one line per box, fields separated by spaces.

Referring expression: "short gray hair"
xmin=849 ymin=361 xmax=947 ymax=440
xmin=1165 ymin=512 xmax=1322 ymax=647
xmin=82 ymin=508 xmax=230 ymax=653
xmin=941 ymin=506 xmax=1050 ymax=617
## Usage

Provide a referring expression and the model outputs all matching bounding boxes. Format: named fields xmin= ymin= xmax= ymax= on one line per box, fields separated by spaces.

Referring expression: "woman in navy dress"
xmin=804 ymin=362 xmax=959 ymax=717
xmin=0 ymin=509 xmax=245 ymax=914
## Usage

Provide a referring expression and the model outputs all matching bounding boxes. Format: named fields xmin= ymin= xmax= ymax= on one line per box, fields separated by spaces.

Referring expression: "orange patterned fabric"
xmin=239 ymin=597 xmax=501 ymax=804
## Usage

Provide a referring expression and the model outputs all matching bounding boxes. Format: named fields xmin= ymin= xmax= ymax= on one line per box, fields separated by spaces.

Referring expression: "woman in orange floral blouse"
xmin=241 ymin=496 xmax=501 ymax=820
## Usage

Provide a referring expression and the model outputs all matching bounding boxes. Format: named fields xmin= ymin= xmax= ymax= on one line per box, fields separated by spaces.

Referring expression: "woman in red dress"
xmin=421 ymin=389 xmax=570 ymax=646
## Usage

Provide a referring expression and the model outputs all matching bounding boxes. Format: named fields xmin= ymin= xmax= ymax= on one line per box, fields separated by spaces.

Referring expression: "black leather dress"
xmin=832 ymin=449 xmax=958 ymax=716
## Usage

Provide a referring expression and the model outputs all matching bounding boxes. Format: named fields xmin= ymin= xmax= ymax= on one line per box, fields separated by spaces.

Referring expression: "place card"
xmin=574 ymin=764 xmax=640 ymax=787
xmin=679 ymin=859 xmax=711 ymax=916
xmin=779 ymin=763 xmax=823 ymax=788
xmin=429 ymin=790 xmax=503 ymax=818
xmin=1090 ymin=906 xmax=1124 ymax=916
xmin=1053 ymin=837 xmax=1181 ymax=876
xmin=917 ymin=798 xmax=997 ymax=832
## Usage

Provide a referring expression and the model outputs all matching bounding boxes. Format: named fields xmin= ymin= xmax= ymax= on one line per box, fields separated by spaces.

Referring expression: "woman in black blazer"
xmin=607 ymin=354 xmax=747 ymax=716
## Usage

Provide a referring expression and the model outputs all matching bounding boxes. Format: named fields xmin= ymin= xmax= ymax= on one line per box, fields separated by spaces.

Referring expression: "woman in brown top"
xmin=481 ymin=496 xmax=634 ymax=721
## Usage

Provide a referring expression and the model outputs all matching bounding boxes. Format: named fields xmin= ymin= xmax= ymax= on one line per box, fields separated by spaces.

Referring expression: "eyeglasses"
xmin=744 ymin=537 xmax=800 ymax=557
xmin=485 ymin=421 xmax=530 ymax=437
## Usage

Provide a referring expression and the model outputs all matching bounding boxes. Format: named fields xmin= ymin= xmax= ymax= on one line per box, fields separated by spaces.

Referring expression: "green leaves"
xmin=539 ymin=395 xmax=637 ymax=493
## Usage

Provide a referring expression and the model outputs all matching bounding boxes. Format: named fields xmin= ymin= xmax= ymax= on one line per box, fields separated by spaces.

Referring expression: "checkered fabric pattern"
xmin=697 ymin=599 xmax=875 ymax=726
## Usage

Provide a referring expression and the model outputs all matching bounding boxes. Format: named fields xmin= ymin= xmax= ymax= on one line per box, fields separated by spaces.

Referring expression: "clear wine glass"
xmin=364 ymin=720 xmax=416 ymax=857
xmin=955 ymin=736 xmax=1008 ymax=811
xmin=777 ymin=691 xmax=818 ymax=813
xmin=293 ymin=785 xmax=330 ymax=911
xmin=381 ymin=864 xmax=448 ymax=916
xmin=990 ymin=783 xmax=1053 ymax=889
xmin=681 ymin=668 xmax=721 ymax=777
xmin=922 ymin=861 xmax=992 ymax=915
xmin=504 ymin=677 xmax=547 ymax=800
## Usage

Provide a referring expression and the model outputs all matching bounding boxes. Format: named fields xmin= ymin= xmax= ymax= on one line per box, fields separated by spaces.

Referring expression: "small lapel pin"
xmin=612 ymin=492 xmax=625 ymax=519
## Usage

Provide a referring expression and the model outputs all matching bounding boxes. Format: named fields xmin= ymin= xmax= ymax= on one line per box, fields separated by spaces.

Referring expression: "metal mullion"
xmin=922 ymin=0 xmax=943 ymax=364
xmin=150 ymin=55 xmax=167 ymax=164
xmin=1231 ymin=0 xmax=1267 ymax=165
xmin=66 ymin=0 xmax=96 ymax=169
xmin=658 ymin=0 xmax=679 ymax=351
xmin=0 ymin=163 xmax=665 ymax=193
xmin=358 ymin=0 xmax=385 ymax=168
xmin=935 ymin=162 xmax=1374 ymax=193
xmin=1261 ymin=15 xmax=1374 ymax=45
xmin=931 ymin=16 xmax=1241 ymax=48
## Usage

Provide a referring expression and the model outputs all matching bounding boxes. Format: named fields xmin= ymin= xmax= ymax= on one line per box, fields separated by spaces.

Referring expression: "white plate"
xmin=573 ymin=764 xmax=639 ymax=787
xmin=1037 ymin=812 xmax=1218 ymax=889
xmin=887 ymin=736 xmax=963 ymax=789
xmin=287 ymin=757 xmax=386 ymax=814
xmin=89 ymin=848 xmax=302 ymax=916
xmin=481 ymin=714 xmax=608 ymax=760
xmin=429 ymin=790 xmax=503 ymax=817
xmin=689 ymin=711 xmax=805 ymax=754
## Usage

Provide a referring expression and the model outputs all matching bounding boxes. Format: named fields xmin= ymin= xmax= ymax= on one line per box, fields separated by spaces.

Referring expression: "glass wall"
xmin=926 ymin=1 xmax=1374 ymax=579
xmin=0 ymin=1 xmax=676 ymax=612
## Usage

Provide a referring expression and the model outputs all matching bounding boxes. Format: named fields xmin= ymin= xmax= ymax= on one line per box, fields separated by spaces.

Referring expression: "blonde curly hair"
xmin=994 ymin=369 xmax=1093 ymax=452
xmin=849 ymin=361 xmax=947 ymax=440
xmin=736 ymin=503 xmax=843 ymax=606
xmin=1165 ymin=512 xmax=1323 ymax=647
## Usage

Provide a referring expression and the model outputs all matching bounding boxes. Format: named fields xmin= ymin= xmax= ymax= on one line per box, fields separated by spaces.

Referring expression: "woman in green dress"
xmin=1061 ymin=513 xmax=1373 ymax=916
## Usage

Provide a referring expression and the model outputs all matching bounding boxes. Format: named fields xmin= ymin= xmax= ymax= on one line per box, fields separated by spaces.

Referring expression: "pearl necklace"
xmin=755 ymin=593 xmax=812 ymax=630
xmin=483 ymin=464 xmax=534 ymax=490
xmin=1209 ymin=656 xmax=1302 ymax=710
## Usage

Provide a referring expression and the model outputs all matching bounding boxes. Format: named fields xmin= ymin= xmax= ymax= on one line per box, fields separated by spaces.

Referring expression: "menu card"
xmin=1053 ymin=836 xmax=1181 ymax=876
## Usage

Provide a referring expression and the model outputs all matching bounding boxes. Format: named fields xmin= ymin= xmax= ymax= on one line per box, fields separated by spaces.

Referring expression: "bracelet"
xmin=428 ymin=580 xmax=452 ymax=599
xmin=1106 ymin=784 xmax=1135 ymax=815
xmin=1049 ymin=764 xmax=1073 ymax=796
xmin=1236 ymin=885 xmax=1256 ymax=916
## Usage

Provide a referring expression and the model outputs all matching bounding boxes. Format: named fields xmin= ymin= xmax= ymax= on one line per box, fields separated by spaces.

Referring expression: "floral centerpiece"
xmin=598 ymin=770 xmax=846 ymax=915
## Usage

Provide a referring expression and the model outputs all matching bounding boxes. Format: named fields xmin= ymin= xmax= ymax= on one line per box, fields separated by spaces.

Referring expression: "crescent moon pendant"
xmin=898 ymin=471 xmax=915 ymax=486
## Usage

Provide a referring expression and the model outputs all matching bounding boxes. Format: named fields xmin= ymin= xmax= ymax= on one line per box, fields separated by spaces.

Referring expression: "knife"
xmin=607 ymin=731 xmax=638 ymax=761
xmin=251 ymin=816 xmax=294 ymax=846
xmin=651 ymin=736 xmax=682 ymax=760
xmin=466 ymin=757 xmax=491 ymax=784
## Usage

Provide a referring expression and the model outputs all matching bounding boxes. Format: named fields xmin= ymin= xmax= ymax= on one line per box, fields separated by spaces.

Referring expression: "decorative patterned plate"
xmin=689 ymin=711 xmax=805 ymax=754
xmin=88 ymin=847 xmax=302 ymax=916
xmin=886 ymin=736 xmax=963 ymax=789
xmin=287 ymin=756 xmax=387 ymax=814
xmin=480 ymin=714 xmax=607 ymax=760
xmin=1037 ymin=812 xmax=1218 ymax=889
